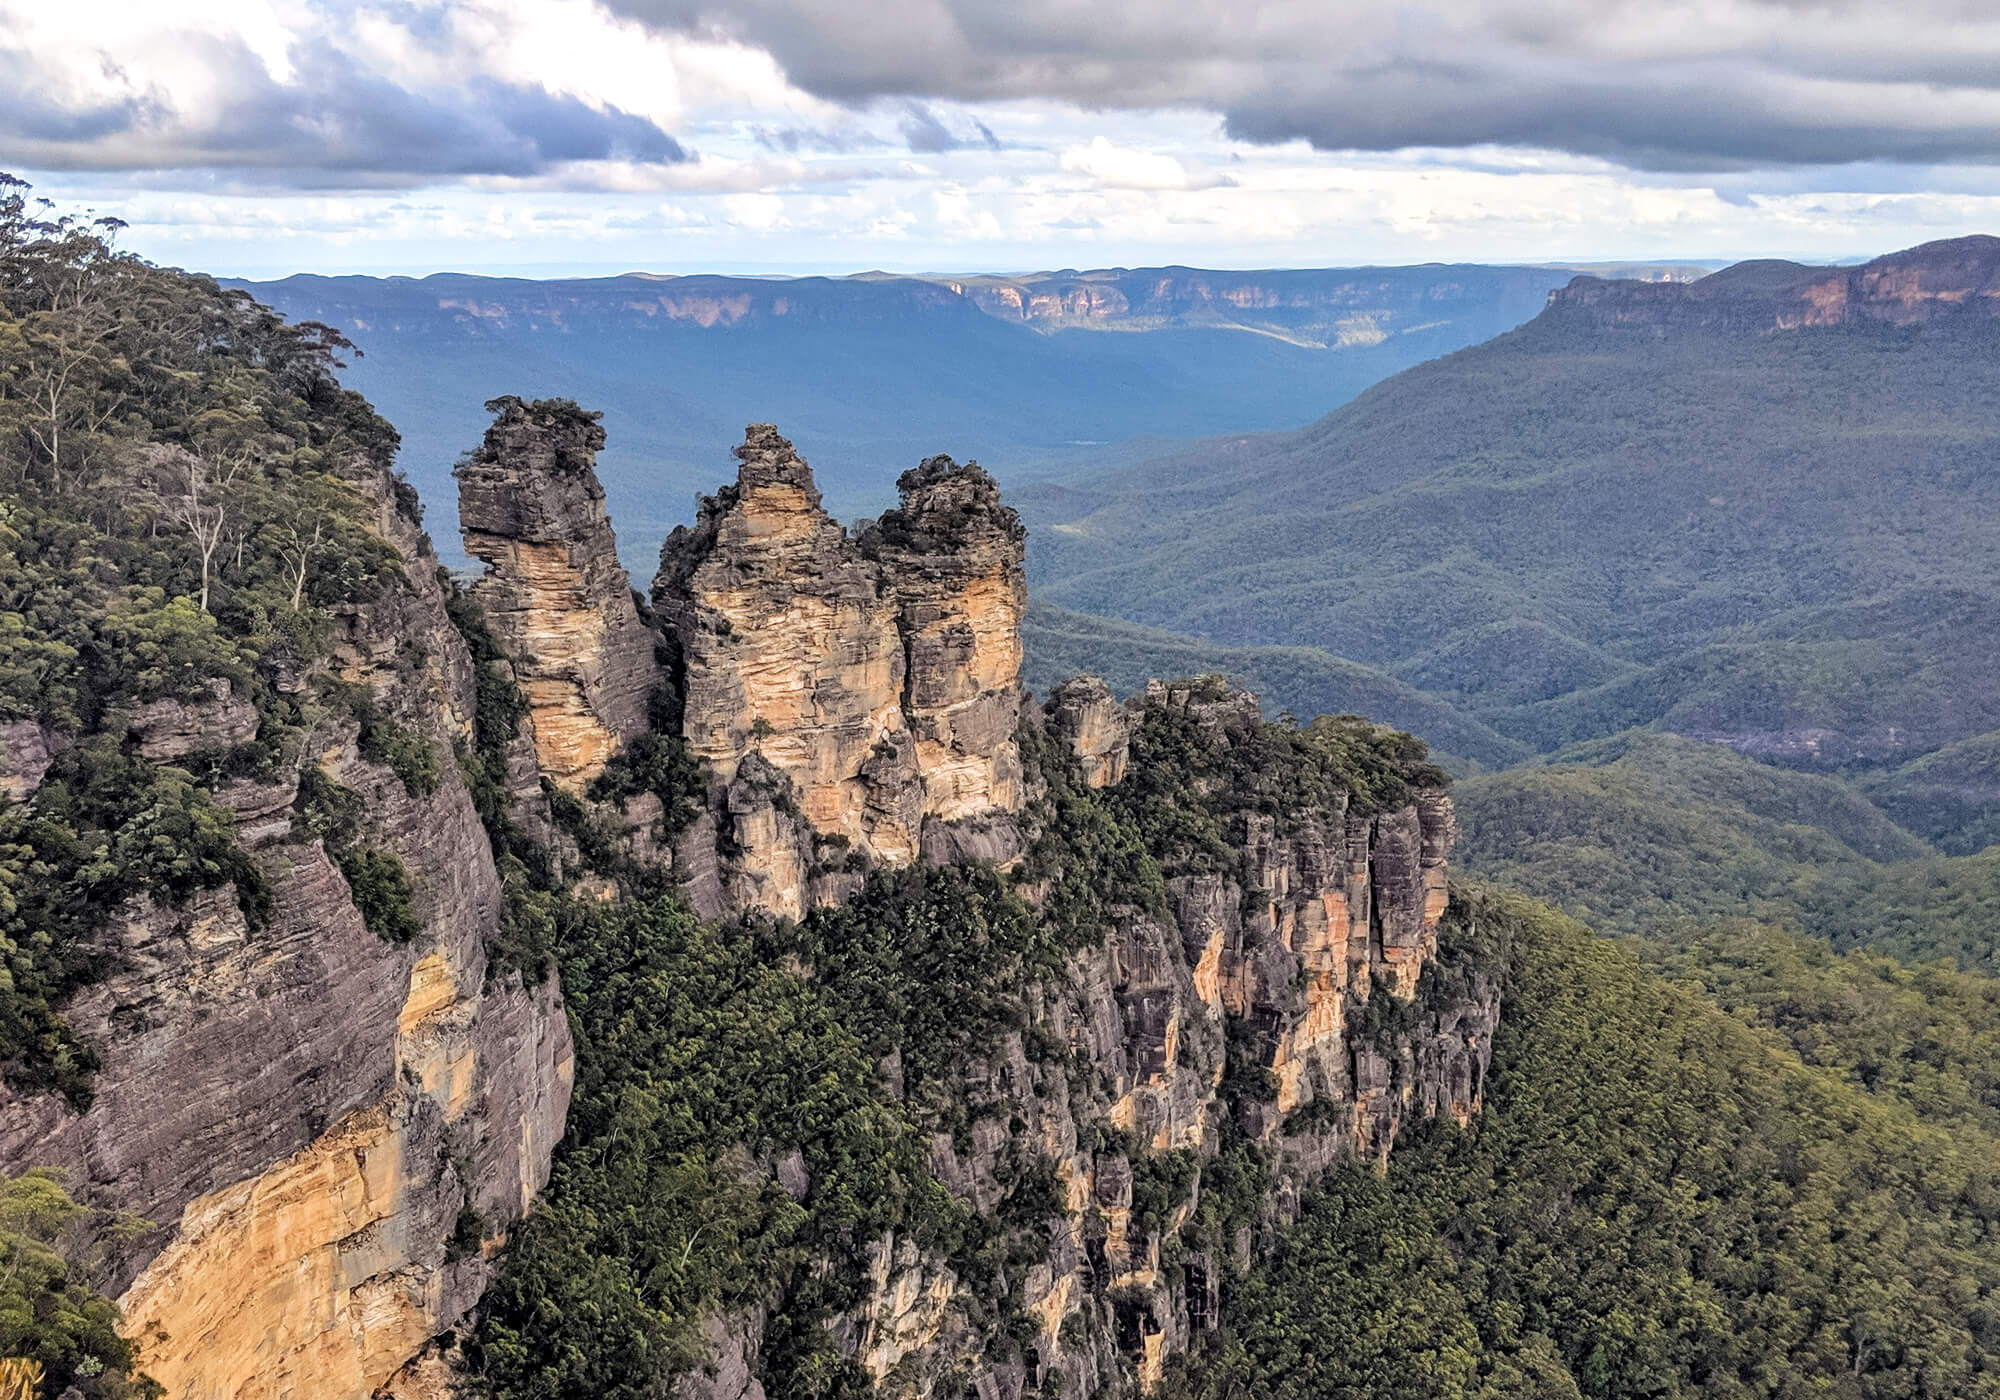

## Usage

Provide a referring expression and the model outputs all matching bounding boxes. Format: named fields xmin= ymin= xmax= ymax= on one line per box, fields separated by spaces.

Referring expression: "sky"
xmin=9 ymin=0 xmax=2000 ymax=277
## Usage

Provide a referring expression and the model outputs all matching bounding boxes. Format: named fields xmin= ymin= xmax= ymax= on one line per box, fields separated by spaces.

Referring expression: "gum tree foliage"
xmin=1169 ymin=892 xmax=2000 ymax=1400
xmin=0 ymin=1169 xmax=159 ymax=1398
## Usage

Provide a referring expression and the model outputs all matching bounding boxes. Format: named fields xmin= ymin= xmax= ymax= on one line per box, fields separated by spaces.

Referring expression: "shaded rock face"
xmin=1077 ymin=682 xmax=1480 ymax=1164
xmin=1047 ymin=676 xmax=1133 ymax=789
xmin=0 ymin=462 xmax=573 ymax=1400
xmin=657 ymin=428 xmax=1026 ymax=920
xmin=457 ymin=395 xmax=656 ymax=792
xmin=774 ymin=681 xmax=1496 ymax=1400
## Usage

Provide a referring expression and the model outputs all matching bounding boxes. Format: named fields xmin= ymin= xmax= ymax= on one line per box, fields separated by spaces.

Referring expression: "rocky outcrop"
xmin=656 ymin=428 xmax=1026 ymax=920
xmin=655 ymin=425 xmax=922 ymax=919
xmin=0 ymin=718 xmax=52 ymax=800
xmin=128 ymin=678 xmax=260 ymax=761
xmin=0 ymin=461 xmax=573 ymax=1400
xmin=861 ymin=455 xmax=1028 ymax=824
xmin=988 ymin=679 xmax=1494 ymax=1393
xmin=1047 ymin=677 xmax=1132 ymax=789
xmin=457 ymin=396 xmax=656 ymax=792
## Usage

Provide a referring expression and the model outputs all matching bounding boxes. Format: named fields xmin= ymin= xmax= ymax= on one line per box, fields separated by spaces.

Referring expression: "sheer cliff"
xmin=0 ymin=199 xmax=573 ymax=1400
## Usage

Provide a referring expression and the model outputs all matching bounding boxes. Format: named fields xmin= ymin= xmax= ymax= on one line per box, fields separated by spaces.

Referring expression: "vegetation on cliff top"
xmin=0 ymin=174 xmax=423 ymax=1097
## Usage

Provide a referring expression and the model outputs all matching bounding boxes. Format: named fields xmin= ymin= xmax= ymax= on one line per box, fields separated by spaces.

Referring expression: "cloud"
xmin=1059 ymin=136 xmax=1231 ymax=190
xmin=894 ymin=100 xmax=1003 ymax=153
xmin=602 ymin=0 xmax=2000 ymax=170
xmin=0 ymin=0 xmax=692 ymax=185
xmin=898 ymin=101 xmax=956 ymax=153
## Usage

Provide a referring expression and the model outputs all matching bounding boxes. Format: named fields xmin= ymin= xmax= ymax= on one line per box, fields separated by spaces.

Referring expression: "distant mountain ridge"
xmin=933 ymin=260 xmax=1711 ymax=344
xmin=1020 ymin=234 xmax=2000 ymax=794
xmin=235 ymin=260 xmax=1698 ymax=568
xmin=1545 ymin=234 xmax=2000 ymax=335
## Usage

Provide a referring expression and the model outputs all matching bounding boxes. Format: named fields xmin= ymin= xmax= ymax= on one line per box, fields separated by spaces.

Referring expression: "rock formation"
xmin=1046 ymin=676 xmax=1132 ymax=788
xmin=457 ymin=396 xmax=656 ymax=792
xmin=861 ymin=455 xmax=1028 ymax=824
xmin=0 ymin=462 xmax=572 ymax=1400
xmin=655 ymin=428 xmax=1026 ymax=919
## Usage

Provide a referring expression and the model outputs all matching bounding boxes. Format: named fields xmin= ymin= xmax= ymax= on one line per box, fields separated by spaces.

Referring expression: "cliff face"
xmin=862 ymin=455 xmax=1029 ymax=829
xmin=808 ymin=679 xmax=1495 ymax=1399
xmin=938 ymin=265 xmax=1590 ymax=348
xmin=0 ymin=467 xmax=572 ymax=1400
xmin=654 ymin=428 xmax=1026 ymax=920
xmin=1547 ymin=235 xmax=2000 ymax=336
xmin=457 ymin=396 xmax=656 ymax=793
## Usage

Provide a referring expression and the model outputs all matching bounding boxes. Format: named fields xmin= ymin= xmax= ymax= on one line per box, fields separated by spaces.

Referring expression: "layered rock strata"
xmin=655 ymin=428 xmax=1027 ymax=919
xmin=692 ymin=677 xmax=1495 ymax=1400
xmin=457 ymin=396 xmax=656 ymax=792
xmin=0 ymin=463 xmax=572 ymax=1400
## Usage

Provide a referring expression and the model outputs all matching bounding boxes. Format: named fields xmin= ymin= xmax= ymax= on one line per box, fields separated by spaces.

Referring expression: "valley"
xmin=237 ymin=261 xmax=1699 ymax=567
xmin=3 ymin=175 xmax=2000 ymax=1400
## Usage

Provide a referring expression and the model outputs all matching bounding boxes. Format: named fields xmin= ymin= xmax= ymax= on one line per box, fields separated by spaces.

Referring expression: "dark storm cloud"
xmin=1 ymin=33 xmax=687 ymax=182
xmin=606 ymin=0 xmax=2000 ymax=169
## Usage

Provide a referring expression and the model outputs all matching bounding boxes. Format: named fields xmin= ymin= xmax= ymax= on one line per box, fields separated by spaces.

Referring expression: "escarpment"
xmin=0 ymin=451 xmax=573 ymax=1400
xmin=436 ymin=402 xmax=1498 ymax=1398
xmin=1548 ymin=234 xmax=2000 ymax=336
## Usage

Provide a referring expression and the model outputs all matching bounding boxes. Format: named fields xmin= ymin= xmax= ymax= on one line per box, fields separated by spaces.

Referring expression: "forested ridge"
xmin=1021 ymin=248 xmax=2000 ymax=818
xmin=1169 ymin=893 xmax=2000 ymax=1400
xmin=0 ymin=176 xmax=428 ymax=1397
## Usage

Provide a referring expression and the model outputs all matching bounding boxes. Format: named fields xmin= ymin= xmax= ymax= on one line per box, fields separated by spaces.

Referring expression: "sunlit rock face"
xmin=457 ymin=395 xmax=656 ymax=794
xmin=1046 ymin=676 xmax=1133 ymax=789
xmin=655 ymin=428 xmax=1028 ymax=920
xmin=0 ymin=467 xmax=572 ymax=1400
xmin=861 ymin=455 xmax=1029 ymax=825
